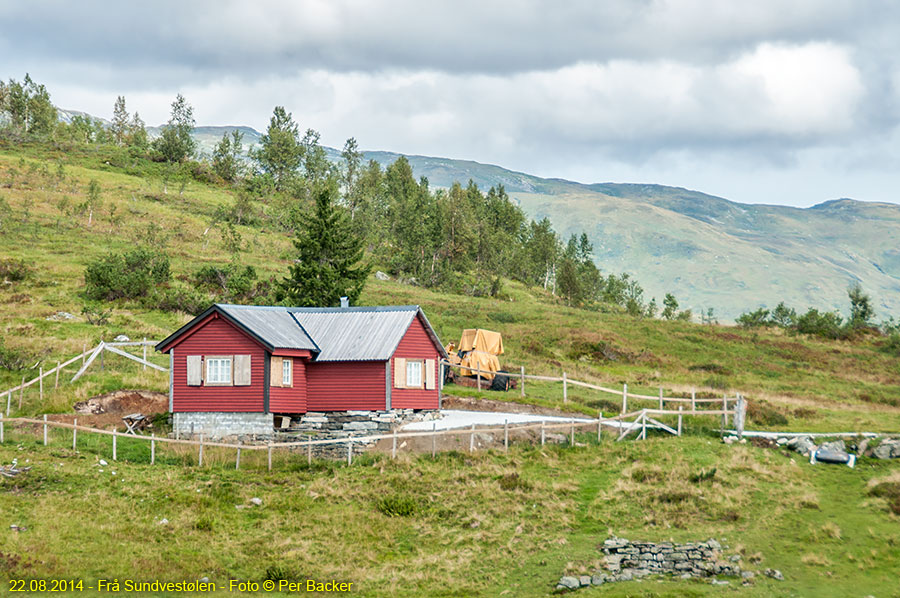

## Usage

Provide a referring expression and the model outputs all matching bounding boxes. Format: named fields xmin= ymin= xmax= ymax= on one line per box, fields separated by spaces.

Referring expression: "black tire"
xmin=490 ymin=371 xmax=510 ymax=391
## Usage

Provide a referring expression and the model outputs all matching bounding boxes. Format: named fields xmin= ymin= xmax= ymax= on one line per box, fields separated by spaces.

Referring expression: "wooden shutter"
xmin=234 ymin=355 xmax=251 ymax=386
xmin=394 ymin=357 xmax=406 ymax=388
xmin=270 ymin=356 xmax=283 ymax=388
xmin=186 ymin=355 xmax=202 ymax=386
xmin=424 ymin=359 xmax=436 ymax=390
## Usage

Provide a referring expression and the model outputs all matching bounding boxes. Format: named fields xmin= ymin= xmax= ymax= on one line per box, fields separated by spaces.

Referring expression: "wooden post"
xmin=391 ymin=430 xmax=397 ymax=460
xmin=476 ymin=364 xmax=481 ymax=391
xmin=541 ymin=420 xmax=545 ymax=446
xmin=736 ymin=395 xmax=746 ymax=440
xmin=73 ymin=418 xmax=77 ymax=449
xmin=5 ymin=391 xmax=9 ymax=416
xmin=199 ymin=434 xmax=204 ymax=467
xmin=597 ymin=411 xmax=602 ymax=443
xmin=55 ymin=361 xmax=60 ymax=389
xmin=347 ymin=441 xmax=353 ymax=465
xmin=563 ymin=372 xmax=568 ymax=403
xmin=43 ymin=414 xmax=48 ymax=446
xmin=721 ymin=396 xmax=727 ymax=433
xmin=504 ymin=419 xmax=509 ymax=453
xmin=658 ymin=387 xmax=663 ymax=410
xmin=641 ymin=411 xmax=647 ymax=440
xmin=82 ymin=343 xmax=86 ymax=366
xmin=19 ymin=375 xmax=24 ymax=409
xmin=431 ymin=423 xmax=436 ymax=459
xmin=235 ymin=446 xmax=241 ymax=470
xmin=691 ymin=388 xmax=696 ymax=413
xmin=520 ymin=365 xmax=525 ymax=397
xmin=142 ymin=339 xmax=147 ymax=371
xmin=307 ymin=439 xmax=313 ymax=465
xmin=151 ymin=434 xmax=156 ymax=465
xmin=112 ymin=429 xmax=117 ymax=461
xmin=39 ymin=367 xmax=43 ymax=401
xmin=570 ymin=419 xmax=575 ymax=446
xmin=267 ymin=442 xmax=272 ymax=471
xmin=677 ymin=407 xmax=683 ymax=437
xmin=469 ymin=423 xmax=475 ymax=452
xmin=621 ymin=383 xmax=627 ymax=415
xmin=0 ymin=413 xmax=3 ymax=444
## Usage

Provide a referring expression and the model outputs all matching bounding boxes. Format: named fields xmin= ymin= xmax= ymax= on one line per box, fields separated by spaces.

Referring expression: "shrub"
xmin=689 ymin=467 xmax=717 ymax=483
xmin=84 ymin=248 xmax=170 ymax=300
xmin=498 ymin=472 xmax=530 ymax=491
xmin=376 ymin=494 xmax=418 ymax=517
xmin=880 ymin=333 xmax=900 ymax=356
xmin=144 ymin=282 xmax=208 ymax=315
xmin=0 ymin=258 xmax=29 ymax=282
xmin=81 ymin=303 xmax=112 ymax=325
xmin=746 ymin=400 xmax=788 ymax=426
xmin=736 ymin=308 xmax=770 ymax=328
xmin=0 ymin=340 xmax=31 ymax=370
xmin=794 ymin=308 xmax=848 ymax=340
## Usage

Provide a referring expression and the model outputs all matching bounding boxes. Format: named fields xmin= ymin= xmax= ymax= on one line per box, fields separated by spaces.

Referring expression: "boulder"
xmin=764 ymin=568 xmax=784 ymax=581
xmin=578 ymin=576 xmax=591 ymax=587
xmin=819 ymin=439 xmax=846 ymax=453
xmin=793 ymin=436 xmax=816 ymax=456
xmin=375 ymin=271 xmax=391 ymax=281
xmin=556 ymin=576 xmax=580 ymax=590
xmin=590 ymin=573 xmax=606 ymax=586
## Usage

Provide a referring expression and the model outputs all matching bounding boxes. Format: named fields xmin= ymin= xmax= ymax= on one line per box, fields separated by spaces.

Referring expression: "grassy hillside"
xmin=1 ymin=140 xmax=900 ymax=597
xmin=2 ymin=424 xmax=899 ymax=597
xmin=1 ymin=139 xmax=899 ymax=432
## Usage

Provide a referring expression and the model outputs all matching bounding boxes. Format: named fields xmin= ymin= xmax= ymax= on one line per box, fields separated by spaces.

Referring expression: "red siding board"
xmin=306 ymin=361 xmax=386 ymax=411
xmin=171 ymin=316 xmax=265 ymax=412
xmin=391 ymin=316 xmax=441 ymax=409
xmin=269 ymin=358 xmax=308 ymax=413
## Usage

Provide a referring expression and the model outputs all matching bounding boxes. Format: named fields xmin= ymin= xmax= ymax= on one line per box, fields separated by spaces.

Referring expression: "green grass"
xmin=1 ymin=426 xmax=899 ymax=597
xmin=2 ymin=140 xmax=900 ymax=432
xmin=3 ymin=138 xmax=900 ymax=596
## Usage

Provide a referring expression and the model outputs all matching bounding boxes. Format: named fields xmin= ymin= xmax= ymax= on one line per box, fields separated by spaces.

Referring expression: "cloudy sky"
xmin=2 ymin=1 xmax=899 ymax=206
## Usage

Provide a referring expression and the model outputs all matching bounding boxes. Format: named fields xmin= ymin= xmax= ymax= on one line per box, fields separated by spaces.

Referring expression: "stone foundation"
xmin=173 ymin=412 xmax=273 ymax=439
xmin=171 ymin=409 xmax=438 ymax=457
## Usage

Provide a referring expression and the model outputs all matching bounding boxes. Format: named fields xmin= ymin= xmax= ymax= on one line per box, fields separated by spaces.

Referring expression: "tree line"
xmin=0 ymin=73 xmax=686 ymax=321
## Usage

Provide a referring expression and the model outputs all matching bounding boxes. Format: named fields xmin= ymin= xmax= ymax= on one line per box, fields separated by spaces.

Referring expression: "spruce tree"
xmin=152 ymin=94 xmax=196 ymax=162
xmin=278 ymin=180 xmax=370 ymax=306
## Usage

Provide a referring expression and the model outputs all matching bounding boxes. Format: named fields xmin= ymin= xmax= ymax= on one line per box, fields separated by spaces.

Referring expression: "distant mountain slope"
xmin=60 ymin=112 xmax=900 ymax=320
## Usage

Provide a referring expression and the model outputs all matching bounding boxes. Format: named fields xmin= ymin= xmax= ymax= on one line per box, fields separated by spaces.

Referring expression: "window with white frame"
xmin=282 ymin=358 xmax=292 ymax=386
xmin=206 ymin=357 xmax=232 ymax=385
xmin=406 ymin=360 xmax=423 ymax=388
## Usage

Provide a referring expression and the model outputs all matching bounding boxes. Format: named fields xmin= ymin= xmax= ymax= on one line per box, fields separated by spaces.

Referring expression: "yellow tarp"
xmin=458 ymin=351 xmax=501 ymax=380
xmin=457 ymin=329 xmax=504 ymax=355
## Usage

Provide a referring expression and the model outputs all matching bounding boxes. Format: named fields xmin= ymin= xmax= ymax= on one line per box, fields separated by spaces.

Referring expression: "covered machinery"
xmin=444 ymin=328 xmax=513 ymax=391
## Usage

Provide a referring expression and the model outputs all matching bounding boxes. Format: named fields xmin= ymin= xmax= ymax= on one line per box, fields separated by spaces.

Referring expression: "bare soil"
xmin=47 ymin=390 xmax=168 ymax=430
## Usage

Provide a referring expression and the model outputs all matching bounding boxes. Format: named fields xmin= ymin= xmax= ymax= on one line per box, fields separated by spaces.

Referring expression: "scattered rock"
xmin=9 ymin=524 xmax=27 ymax=532
xmin=590 ymin=573 xmax=605 ymax=586
xmin=723 ymin=436 xmax=738 ymax=445
xmin=819 ymin=439 xmax=846 ymax=453
xmin=578 ymin=576 xmax=591 ymax=587
xmin=793 ymin=437 xmax=817 ymax=456
xmin=375 ymin=271 xmax=391 ymax=281
xmin=199 ymin=577 xmax=209 ymax=583
xmin=710 ymin=579 xmax=729 ymax=585
xmin=158 ymin=518 xmax=169 ymax=526
xmin=873 ymin=439 xmax=900 ymax=459
xmin=556 ymin=576 xmax=580 ymax=590
xmin=113 ymin=335 xmax=130 ymax=342
xmin=99 ymin=459 xmax=108 ymax=466
xmin=249 ymin=497 xmax=263 ymax=506
xmin=46 ymin=311 xmax=77 ymax=322
xmin=764 ymin=568 xmax=784 ymax=581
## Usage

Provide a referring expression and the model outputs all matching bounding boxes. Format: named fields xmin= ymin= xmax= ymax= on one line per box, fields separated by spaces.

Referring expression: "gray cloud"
xmin=1 ymin=0 xmax=900 ymax=206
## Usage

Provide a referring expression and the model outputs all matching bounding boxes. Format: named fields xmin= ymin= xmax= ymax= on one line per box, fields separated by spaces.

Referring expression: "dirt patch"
xmin=441 ymin=395 xmax=580 ymax=418
xmin=46 ymin=390 xmax=168 ymax=430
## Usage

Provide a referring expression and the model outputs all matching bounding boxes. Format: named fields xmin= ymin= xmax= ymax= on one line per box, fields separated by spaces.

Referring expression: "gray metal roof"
xmin=212 ymin=304 xmax=446 ymax=362
xmin=216 ymin=305 xmax=319 ymax=352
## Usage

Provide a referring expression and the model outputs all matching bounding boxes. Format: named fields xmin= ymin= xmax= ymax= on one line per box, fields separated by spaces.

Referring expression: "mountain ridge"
xmin=55 ymin=112 xmax=900 ymax=320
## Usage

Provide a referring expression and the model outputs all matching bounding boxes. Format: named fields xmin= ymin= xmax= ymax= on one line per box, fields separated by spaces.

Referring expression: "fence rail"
xmin=0 ymin=396 xmax=744 ymax=469
xmin=1 ymin=340 xmax=165 ymax=415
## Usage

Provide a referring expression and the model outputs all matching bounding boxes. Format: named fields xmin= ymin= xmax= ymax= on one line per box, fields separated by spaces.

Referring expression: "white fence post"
xmin=43 ymin=414 xmax=48 ymax=446
xmin=597 ymin=411 xmax=602 ymax=443
xmin=520 ymin=365 xmax=525 ymax=397
xmin=73 ymin=418 xmax=77 ymax=450
xmin=563 ymin=372 xmax=568 ymax=403
xmin=621 ymin=383 xmax=628 ymax=415
xmin=677 ymin=407 xmax=683 ymax=437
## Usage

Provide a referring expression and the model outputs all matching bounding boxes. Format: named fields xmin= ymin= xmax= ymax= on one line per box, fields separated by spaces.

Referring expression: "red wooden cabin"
xmin=156 ymin=304 xmax=447 ymax=436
